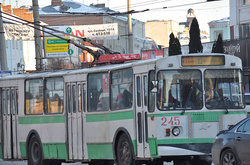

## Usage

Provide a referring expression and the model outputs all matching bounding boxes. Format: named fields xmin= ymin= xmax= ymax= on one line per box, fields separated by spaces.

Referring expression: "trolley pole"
xmin=32 ymin=0 xmax=43 ymax=71
xmin=0 ymin=4 xmax=8 ymax=70
xmin=127 ymin=0 xmax=133 ymax=54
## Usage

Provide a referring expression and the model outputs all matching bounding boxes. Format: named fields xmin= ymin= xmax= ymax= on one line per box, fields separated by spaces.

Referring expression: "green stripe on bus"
xmin=132 ymin=140 xmax=137 ymax=156
xmin=20 ymin=142 xmax=26 ymax=158
xmin=19 ymin=115 xmax=65 ymax=124
xmin=0 ymin=144 xmax=2 ymax=159
xmin=148 ymin=138 xmax=159 ymax=158
xmin=43 ymin=143 xmax=67 ymax=159
xmin=19 ymin=142 xmax=67 ymax=160
xmin=87 ymin=140 xmax=137 ymax=160
xmin=148 ymin=111 xmax=246 ymax=122
xmin=87 ymin=143 xmax=114 ymax=159
xmin=86 ymin=110 xmax=134 ymax=122
xmin=157 ymin=138 xmax=214 ymax=145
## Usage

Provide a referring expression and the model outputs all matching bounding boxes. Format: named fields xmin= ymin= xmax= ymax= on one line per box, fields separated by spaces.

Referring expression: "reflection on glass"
xmin=205 ymin=69 xmax=244 ymax=109
xmin=157 ymin=70 xmax=202 ymax=110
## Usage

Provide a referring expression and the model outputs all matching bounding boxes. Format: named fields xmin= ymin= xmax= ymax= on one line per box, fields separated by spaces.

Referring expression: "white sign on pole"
xmin=4 ymin=24 xmax=34 ymax=40
xmin=43 ymin=23 xmax=118 ymax=40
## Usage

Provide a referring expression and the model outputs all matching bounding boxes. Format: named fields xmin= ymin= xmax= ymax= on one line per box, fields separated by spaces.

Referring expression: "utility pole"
xmin=127 ymin=0 xmax=133 ymax=54
xmin=0 ymin=4 xmax=8 ymax=70
xmin=32 ymin=0 xmax=43 ymax=71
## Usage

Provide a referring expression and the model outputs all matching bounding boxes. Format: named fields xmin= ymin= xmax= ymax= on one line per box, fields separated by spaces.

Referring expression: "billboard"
xmin=4 ymin=23 xmax=34 ymax=40
xmin=43 ymin=23 xmax=118 ymax=40
xmin=44 ymin=37 xmax=79 ymax=58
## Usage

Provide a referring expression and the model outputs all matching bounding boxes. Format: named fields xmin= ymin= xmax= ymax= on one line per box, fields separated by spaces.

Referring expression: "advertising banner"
xmin=45 ymin=37 xmax=78 ymax=58
xmin=43 ymin=23 xmax=118 ymax=40
xmin=4 ymin=23 xmax=34 ymax=40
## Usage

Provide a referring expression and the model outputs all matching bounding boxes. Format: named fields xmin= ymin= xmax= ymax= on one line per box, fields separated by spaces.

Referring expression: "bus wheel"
xmin=28 ymin=135 xmax=44 ymax=165
xmin=116 ymin=133 xmax=135 ymax=165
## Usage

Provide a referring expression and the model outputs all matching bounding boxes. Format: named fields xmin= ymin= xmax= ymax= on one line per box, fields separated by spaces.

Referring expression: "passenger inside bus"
xmin=205 ymin=75 xmax=215 ymax=102
xmin=97 ymin=93 xmax=108 ymax=111
xmin=168 ymin=90 xmax=180 ymax=108
xmin=122 ymin=84 xmax=133 ymax=108
xmin=116 ymin=93 xmax=123 ymax=108
xmin=183 ymin=78 xmax=202 ymax=108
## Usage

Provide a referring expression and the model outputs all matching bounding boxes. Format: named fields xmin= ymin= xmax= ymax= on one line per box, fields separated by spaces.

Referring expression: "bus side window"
xmin=72 ymin=85 xmax=76 ymax=113
xmin=83 ymin=84 xmax=86 ymax=112
xmin=87 ymin=73 xmax=109 ymax=112
xmin=111 ymin=68 xmax=133 ymax=110
xmin=45 ymin=77 xmax=64 ymax=114
xmin=144 ymin=75 xmax=148 ymax=106
xmin=67 ymin=85 xmax=71 ymax=113
xmin=7 ymin=89 xmax=10 ymax=115
xmin=2 ymin=89 xmax=6 ymax=115
xmin=137 ymin=76 xmax=141 ymax=107
xmin=16 ymin=89 xmax=18 ymax=115
xmin=11 ymin=89 xmax=16 ymax=115
xmin=78 ymin=84 xmax=82 ymax=112
xmin=25 ymin=79 xmax=43 ymax=115
xmin=148 ymin=70 xmax=155 ymax=112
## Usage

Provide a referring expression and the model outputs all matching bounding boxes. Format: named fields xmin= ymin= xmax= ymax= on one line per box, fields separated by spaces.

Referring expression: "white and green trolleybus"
xmin=0 ymin=53 xmax=247 ymax=165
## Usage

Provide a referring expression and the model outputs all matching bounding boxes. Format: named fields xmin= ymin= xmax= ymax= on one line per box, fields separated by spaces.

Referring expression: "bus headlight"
xmin=172 ymin=127 xmax=180 ymax=136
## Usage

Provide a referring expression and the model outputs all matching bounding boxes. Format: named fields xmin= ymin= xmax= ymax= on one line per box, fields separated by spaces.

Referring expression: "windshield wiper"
xmin=215 ymin=88 xmax=229 ymax=114
xmin=182 ymin=87 xmax=193 ymax=115
xmin=222 ymin=97 xmax=229 ymax=114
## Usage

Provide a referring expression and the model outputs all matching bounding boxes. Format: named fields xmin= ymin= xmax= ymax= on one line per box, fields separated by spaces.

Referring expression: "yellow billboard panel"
xmin=45 ymin=37 xmax=69 ymax=53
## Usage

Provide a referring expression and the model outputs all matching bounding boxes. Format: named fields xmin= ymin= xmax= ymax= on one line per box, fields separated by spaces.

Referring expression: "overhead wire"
xmin=61 ymin=1 xmax=222 ymax=15
xmin=0 ymin=10 xmax=118 ymax=62
xmin=110 ymin=0 xmax=170 ymax=10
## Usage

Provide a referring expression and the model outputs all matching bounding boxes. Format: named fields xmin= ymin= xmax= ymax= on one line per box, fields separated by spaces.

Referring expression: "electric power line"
xmin=61 ymin=1 xmax=223 ymax=16
xmin=0 ymin=10 xmax=118 ymax=62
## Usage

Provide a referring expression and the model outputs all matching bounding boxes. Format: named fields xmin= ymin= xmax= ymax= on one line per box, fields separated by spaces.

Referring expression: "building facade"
xmin=230 ymin=0 xmax=250 ymax=40
xmin=145 ymin=20 xmax=182 ymax=47
xmin=208 ymin=17 xmax=230 ymax=42
xmin=0 ymin=4 xmax=36 ymax=74
xmin=145 ymin=9 xmax=209 ymax=47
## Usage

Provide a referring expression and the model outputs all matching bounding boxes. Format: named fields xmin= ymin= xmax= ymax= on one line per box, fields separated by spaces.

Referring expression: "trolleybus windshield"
xmin=157 ymin=70 xmax=202 ymax=110
xmin=205 ymin=69 xmax=244 ymax=109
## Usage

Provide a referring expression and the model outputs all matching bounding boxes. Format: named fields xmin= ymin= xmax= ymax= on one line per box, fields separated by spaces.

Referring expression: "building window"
xmin=230 ymin=26 xmax=234 ymax=40
xmin=214 ymin=31 xmax=223 ymax=41
xmin=239 ymin=23 xmax=250 ymax=39
xmin=243 ymin=0 xmax=249 ymax=5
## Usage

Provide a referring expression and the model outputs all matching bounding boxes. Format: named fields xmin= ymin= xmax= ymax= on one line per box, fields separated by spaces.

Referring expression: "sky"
xmin=0 ymin=0 xmax=229 ymax=33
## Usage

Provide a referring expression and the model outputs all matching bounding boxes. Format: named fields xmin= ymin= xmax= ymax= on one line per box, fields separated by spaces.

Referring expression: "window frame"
xmin=25 ymin=78 xmax=44 ymax=115
xmin=87 ymin=72 xmax=110 ymax=112
xmin=156 ymin=69 xmax=203 ymax=111
xmin=44 ymin=77 xmax=64 ymax=114
xmin=110 ymin=68 xmax=133 ymax=111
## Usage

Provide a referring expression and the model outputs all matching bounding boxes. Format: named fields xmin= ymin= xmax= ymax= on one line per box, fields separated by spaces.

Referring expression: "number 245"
xmin=161 ymin=117 xmax=180 ymax=126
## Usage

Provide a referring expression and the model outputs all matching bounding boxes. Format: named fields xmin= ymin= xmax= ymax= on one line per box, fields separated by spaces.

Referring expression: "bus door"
xmin=67 ymin=83 xmax=85 ymax=160
xmin=2 ymin=88 xmax=19 ymax=159
xmin=76 ymin=83 xmax=86 ymax=159
xmin=135 ymin=74 xmax=150 ymax=158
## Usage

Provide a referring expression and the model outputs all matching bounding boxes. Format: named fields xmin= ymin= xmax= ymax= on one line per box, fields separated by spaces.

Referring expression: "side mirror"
xmin=151 ymin=80 xmax=158 ymax=93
